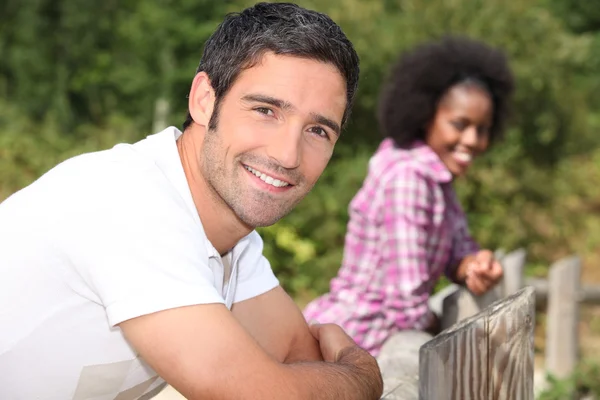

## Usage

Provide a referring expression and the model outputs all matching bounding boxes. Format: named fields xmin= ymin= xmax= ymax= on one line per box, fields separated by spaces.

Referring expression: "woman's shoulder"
xmin=368 ymin=139 xmax=451 ymax=184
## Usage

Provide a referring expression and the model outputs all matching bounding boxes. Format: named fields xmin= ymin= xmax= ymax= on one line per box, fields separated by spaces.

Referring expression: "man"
xmin=0 ymin=3 xmax=383 ymax=400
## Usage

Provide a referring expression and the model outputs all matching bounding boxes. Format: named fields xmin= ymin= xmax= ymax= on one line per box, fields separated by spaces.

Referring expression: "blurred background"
xmin=1 ymin=0 xmax=599 ymax=397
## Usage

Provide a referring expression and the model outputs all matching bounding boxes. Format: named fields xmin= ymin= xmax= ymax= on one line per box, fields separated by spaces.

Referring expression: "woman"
xmin=304 ymin=36 xmax=515 ymax=356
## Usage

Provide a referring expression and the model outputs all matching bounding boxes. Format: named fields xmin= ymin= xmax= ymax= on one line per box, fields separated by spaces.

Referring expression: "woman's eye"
xmin=451 ymin=121 xmax=466 ymax=131
xmin=255 ymin=107 xmax=274 ymax=116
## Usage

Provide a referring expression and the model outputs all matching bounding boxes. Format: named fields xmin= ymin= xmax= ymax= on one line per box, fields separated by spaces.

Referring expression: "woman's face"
xmin=425 ymin=84 xmax=493 ymax=177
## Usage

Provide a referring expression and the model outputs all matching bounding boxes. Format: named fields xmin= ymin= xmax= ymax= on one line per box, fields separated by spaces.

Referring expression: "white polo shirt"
xmin=0 ymin=127 xmax=279 ymax=399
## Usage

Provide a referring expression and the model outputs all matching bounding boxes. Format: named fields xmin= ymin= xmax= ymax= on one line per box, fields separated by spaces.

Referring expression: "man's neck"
xmin=177 ymin=126 xmax=251 ymax=255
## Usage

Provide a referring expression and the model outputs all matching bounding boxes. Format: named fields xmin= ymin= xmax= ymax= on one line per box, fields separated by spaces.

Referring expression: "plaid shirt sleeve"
xmin=381 ymin=166 xmax=437 ymax=331
xmin=444 ymin=188 xmax=480 ymax=282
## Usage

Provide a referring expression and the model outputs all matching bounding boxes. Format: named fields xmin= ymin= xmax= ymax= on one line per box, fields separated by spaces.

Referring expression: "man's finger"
xmin=309 ymin=322 xmax=321 ymax=340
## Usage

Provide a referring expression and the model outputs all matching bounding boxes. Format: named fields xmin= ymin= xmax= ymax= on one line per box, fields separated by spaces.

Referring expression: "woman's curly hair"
xmin=378 ymin=35 xmax=515 ymax=147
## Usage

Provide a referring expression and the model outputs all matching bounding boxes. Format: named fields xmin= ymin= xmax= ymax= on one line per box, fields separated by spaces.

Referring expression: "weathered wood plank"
xmin=419 ymin=287 xmax=535 ymax=400
xmin=486 ymin=289 xmax=535 ymax=399
xmin=429 ymin=283 xmax=460 ymax=317
xmin=499 ymin=248 xmax=527 ymax=297
xmin=440 ymin=285 xmax=502 ymax=331
xmin=545 ymin=255 xmax=581 ymax=380
xmin=378 ymin=331 xmax=432 ymax=400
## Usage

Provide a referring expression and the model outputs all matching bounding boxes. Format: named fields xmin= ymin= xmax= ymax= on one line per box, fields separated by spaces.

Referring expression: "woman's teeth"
xmin=453 ymin=152 xmax=472 ymax=163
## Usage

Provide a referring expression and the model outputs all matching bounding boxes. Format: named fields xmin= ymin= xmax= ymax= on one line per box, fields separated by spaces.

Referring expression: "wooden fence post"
xmin=419 ymin=287 xmax=535 ymax=400
xmin=545 ymin=255 xmax=581 ymax=380
xmin=440 ymin=285 xmax=502 ymax=331
xmin=499 ymin=248 xmax=527 ymax=297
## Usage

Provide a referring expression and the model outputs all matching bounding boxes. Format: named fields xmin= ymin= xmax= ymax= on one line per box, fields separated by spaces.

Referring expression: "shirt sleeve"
xmin=444 ymin=188 xmax=480 ymax=282
xmin=61 ymin=169 xmax=225 ymax=327
xmin=381 ymin=166 xmax=437 ymax=330
xmin=232 ymin=231 xmax=280 ymax=304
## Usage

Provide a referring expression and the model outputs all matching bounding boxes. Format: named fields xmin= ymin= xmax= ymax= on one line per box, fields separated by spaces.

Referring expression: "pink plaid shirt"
xmin=303 ymin=139 xmax=479 ymax=356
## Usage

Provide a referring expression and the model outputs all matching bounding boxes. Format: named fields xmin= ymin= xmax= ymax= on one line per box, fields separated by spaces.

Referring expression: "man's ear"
xmin=188 ymin=72 xmax=216 ymax=128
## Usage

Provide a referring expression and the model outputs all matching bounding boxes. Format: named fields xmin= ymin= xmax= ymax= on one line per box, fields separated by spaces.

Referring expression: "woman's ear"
xmin=188 ymin=72 xmax=216 ymax=128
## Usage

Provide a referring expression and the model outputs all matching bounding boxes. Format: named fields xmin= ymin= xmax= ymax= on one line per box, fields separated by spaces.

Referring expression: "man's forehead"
xmin=230 ymin=55 xmax=346 ymax=116
xmin=235 ymin=52 xmax=345 ymax=87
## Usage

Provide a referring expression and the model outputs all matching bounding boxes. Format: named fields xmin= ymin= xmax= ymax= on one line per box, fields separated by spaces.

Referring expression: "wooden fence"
xmin=379 ymin=248 xmax=600 ymax=399
xmin=506 ymin=251 xmax=600 ymax=381
xmin=380 ymin=288 xmax=535 ymax=399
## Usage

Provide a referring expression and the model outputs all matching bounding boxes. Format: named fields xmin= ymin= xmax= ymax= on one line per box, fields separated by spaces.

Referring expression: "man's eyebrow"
xmin=241 ymin=94 xmax=295 ymax=111
xmin=311 ymin=113 xmax=341 ymax=137
xmin=241 ymin=93 xmax=341 ymax=136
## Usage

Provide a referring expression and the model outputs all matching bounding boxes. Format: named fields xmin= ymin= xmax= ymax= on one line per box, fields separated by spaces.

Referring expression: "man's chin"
xmin=240 ymin=213 xmax=287 ymax=229
xmin=236 ymin=205 xmax=295 ymax=228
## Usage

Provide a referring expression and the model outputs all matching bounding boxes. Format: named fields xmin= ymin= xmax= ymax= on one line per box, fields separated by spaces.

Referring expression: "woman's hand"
xmin=463 ymin=249 xmax=503 ymax=295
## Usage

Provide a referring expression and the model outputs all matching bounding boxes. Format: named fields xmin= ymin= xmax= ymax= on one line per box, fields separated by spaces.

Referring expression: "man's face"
xmin=200 ymin=53 xmax=347 ymax=228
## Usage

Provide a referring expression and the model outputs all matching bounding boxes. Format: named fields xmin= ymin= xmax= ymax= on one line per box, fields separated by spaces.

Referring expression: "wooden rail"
xmin=418 ymin=287 xmax=535 ymax=400
xmin=380 ymin=288 xmax=536 ymax=399
xmin=524 ymin=277 xmax=600 ymax=305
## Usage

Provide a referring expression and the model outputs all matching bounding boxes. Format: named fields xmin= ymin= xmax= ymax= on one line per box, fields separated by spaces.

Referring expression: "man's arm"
xmin=119 ymin=303 xmax=382 ymax=400
xmin=231 ymin=285 xmax=322 ymax=363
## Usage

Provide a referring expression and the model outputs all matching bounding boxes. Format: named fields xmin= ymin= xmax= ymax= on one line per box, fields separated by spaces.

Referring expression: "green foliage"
xmin=538 ymin=361 xmax=600 ymax=400
xmin=544 ymin=0 xmax=600 ymax=33
xmin=0 ymin=0 xmax=231 ymax=131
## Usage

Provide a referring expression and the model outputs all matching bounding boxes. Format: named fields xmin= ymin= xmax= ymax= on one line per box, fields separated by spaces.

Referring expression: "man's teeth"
xmin=454 ymin=152 xmax=472 ymax=163
xmin=244 ymin=166 xmax=290 ymax=187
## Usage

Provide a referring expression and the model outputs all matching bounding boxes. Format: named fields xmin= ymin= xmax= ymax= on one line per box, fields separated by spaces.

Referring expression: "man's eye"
xmin=309 ymin=126 xmax=329 ymax=139
xmin=255 ymin=107 xmax=274 ymax=116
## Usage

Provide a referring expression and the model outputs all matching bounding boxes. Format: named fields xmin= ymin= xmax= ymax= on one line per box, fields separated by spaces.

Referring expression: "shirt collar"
xmin=380 ymin=139 xmax=453 ymax=183
xmin=409 ymin=140 xmax=452 ymax=183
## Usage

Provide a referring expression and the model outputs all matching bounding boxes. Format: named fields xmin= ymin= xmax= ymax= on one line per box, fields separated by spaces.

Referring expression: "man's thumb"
xmin=308 ymin=321 xmax=321 ymax=340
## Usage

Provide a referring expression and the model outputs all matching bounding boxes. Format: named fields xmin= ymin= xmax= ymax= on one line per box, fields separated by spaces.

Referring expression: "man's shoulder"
xmin=46 ymin=149 xmax=171 ymax=209
xmin=1 ymin=133 xmax=190 ymax=233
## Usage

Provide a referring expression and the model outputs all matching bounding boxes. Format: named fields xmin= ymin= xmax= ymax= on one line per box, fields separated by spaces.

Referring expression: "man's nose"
xmin=266 ymin=126 xmax=302 ymax=169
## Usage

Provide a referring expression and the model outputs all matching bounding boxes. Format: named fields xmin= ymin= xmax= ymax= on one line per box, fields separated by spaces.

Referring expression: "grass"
xmin=538 ymin=360 xmax=600 ymax=400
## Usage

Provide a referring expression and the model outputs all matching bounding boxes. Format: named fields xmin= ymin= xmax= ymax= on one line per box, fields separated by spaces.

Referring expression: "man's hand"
xmin=464 ymin=249 xmax=503 ymax=295
xmin=308 ymin=323 xmax=358 ymax=362
xmin=308 ymin=323 xmax=383 ymax=398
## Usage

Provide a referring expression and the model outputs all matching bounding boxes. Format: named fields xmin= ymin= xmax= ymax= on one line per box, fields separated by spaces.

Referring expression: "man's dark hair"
xmin=182 ymin=2 xmax=360 ymax=131
xmin=378 ymin=36 xmax=514 ymax=147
